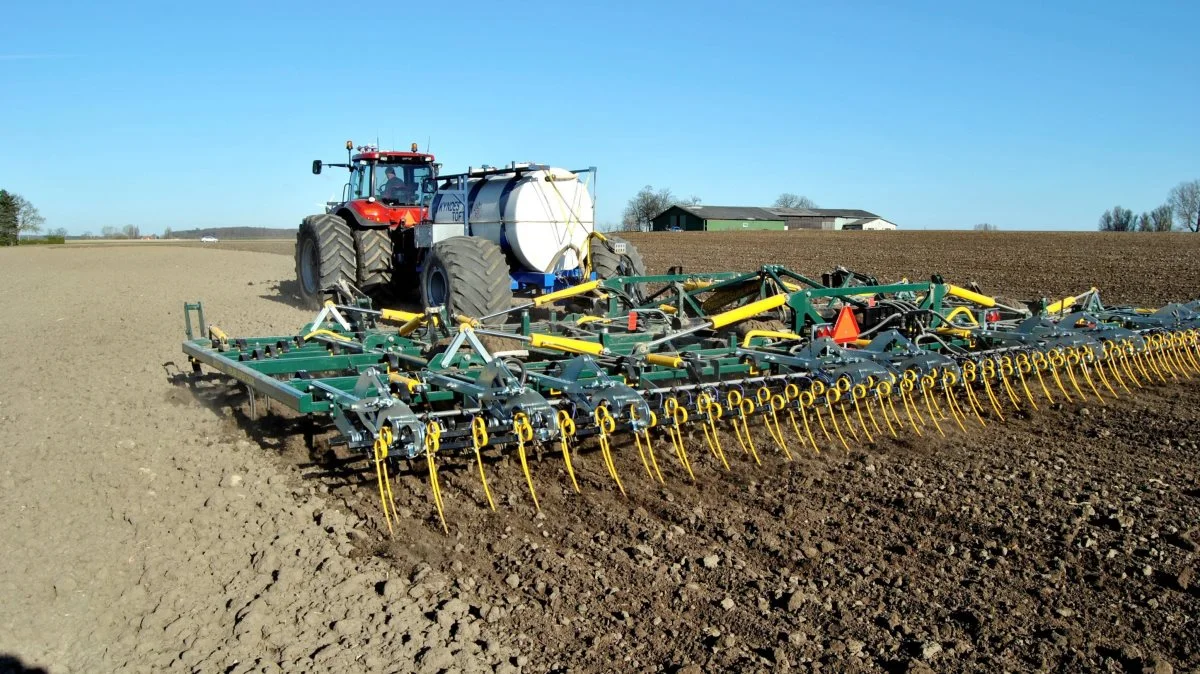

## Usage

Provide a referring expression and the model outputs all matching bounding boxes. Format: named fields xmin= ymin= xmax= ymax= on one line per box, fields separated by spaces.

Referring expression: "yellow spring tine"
xmin=767 ymin=396 xmax=795 ymax=459
xmin=1048 ymin=361 xmax=1073 ymax=402
xmin=1182 ymin=337 xmax=1200 ymax=374
xmin=668 ymin=425 xmax=695 ymax=480
xmin=1091 ymin=353 xmax=1118 ymax=398
xmin=942 ymin=379 xmax=968 ymax=432
xmin=838 ymin=400 xmax=861 ymax=441
xmin=824 ymin=392 xmax=852 ymax=451
xmin=1154 ymin=338 xmax=1179 ymax=380
xmin=698 ymin=396 xmax=731 ymax=470
xmin=633 ymin=429 xmax=660 ymax=483
xmin=900 ymin=383 xmax=926 ymax=434
xmin=1169 ymin=337 xmax=1194 ymax=377
xmin=813 ymin=401 xmax=834 ymax=441
xmin=1182 ymin=333 xmax=1200 ymax=372
xmin=1165 ymin=338 xmax=1189 ymax=379
xmin=997 ymin=366 xmax=1022 ymax=411
xmin=373 ymin=430 xmax=396 ymax=535
xmin=979 ymin=371 xmax=1007 ymax=421
xmin=1014 ymin=362 xmax=1039 ymax=411
xmin=789 ymin=407 xmax=821 ymax=454
xmin=555 ymin=411 xmax=581 ymax=493
xmin=919 ymin=381 xmax=945 ymax=437
xmin=960 ymin=375 xmax=987 ymax=426
xmin=1105 ymin=352 xmax=1130 ymax=394
xmin=1030 ymin=357 xmax=1056 ymax=404
xmin=875 ymin=395 xmax=896 ymax=438
xmin=666 ymin=399 xmax=697 ymax=480
xmin=471 ymin=417 xmax=497 ymax=510
xmin=513 ymin=414 xmax=540 ymax=511
xmin=1136 ymin=348 xmax=1162 ymax=383
xmin=1077 ymin=355 xmax=1106 ymax=405
xmin=1122 ymin=348 xmax=1143 ymax=387
xmin=593 ymin=407 xmax=626 ymax=496
xmin=739 ymin=399 xmax=762 ymax=464
xmin=425 ymin=422 xmax=449 ymax=535
xmin=885 ymin=393 xmax=905 ymax=434
xmin=852 ymin=392 xmax=874 ymax=443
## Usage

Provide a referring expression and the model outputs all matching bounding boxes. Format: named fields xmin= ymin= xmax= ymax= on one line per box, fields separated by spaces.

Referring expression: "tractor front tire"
xmin=353 ymin=227 xmax=392 ymax=290
xmin=295 ymin=214 xmax=355 ymax=310
xmin=420 ymin=237 xmax=512 ymax=324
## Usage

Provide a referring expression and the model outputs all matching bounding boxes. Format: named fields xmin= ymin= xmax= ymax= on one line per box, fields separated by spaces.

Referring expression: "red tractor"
xmin=297 ymin=141 xmax=438 ymax=308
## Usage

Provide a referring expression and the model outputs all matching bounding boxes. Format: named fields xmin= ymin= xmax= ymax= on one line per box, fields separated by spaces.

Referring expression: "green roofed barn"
xmin=651 ymin=205 xmax=785 ymax=232
xmin=652 ymin=205 xmax=898 ymax=232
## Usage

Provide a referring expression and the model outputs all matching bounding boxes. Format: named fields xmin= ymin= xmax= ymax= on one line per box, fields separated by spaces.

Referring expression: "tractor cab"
xmin=312 ymin=141 xmax=438 ymax=228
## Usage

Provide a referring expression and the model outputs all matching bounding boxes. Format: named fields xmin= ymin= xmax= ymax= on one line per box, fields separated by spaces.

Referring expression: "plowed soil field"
xmin=2 ymin=231 xmax=1199 ymax=674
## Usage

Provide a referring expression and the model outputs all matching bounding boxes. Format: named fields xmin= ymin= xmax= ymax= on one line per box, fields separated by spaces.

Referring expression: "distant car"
xmin=200 ymin=236 xmax=219 ymax=243
xmin=669 ymin=226 xmax=682 ymax=232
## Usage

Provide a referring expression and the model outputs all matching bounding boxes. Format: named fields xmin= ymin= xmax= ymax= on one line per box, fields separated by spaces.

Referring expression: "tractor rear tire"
xmin=420 ymin=236 xmax=512 ymax=324
xmin=295 ymin=214 xmax=355 ymax=310
xmin=353 ymin=227 xmax=392 ymax=290
xmin=588 ymin=235 xmax=647 ymax=306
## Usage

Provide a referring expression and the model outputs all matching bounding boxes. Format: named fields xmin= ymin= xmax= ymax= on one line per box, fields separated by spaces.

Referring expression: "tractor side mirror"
xmin=311 ymin=160 xmax=322 ymax=175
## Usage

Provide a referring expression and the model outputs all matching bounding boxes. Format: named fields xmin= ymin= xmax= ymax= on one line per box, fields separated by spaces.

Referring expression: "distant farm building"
xmin=652 ymin=205 xmax=897 ymax=232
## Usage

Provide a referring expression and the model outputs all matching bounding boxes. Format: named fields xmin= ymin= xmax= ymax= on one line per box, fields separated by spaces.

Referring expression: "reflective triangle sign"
xmin=832 ymin=306 xmax=860 ymax=344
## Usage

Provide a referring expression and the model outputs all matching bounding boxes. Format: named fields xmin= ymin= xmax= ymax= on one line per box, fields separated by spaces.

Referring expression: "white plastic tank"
xmin=430 ymin=165 xmax=594 ymax=273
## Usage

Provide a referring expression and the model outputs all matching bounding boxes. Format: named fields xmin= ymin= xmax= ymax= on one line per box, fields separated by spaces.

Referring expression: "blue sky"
xmin=1 ymin=0 xmax=1196 ymax=234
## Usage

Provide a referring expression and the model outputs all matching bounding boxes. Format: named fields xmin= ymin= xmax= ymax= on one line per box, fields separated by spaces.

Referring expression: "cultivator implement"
xmin=182 ymin=266 xmax=1200 ymax=533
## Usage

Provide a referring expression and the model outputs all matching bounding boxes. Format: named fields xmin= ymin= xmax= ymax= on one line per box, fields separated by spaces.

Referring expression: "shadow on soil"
xmin=0 ymin=655 xmax=49 ymax=674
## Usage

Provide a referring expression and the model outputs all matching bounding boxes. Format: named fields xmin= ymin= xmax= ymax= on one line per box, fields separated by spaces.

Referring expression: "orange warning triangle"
xmin=832 ymin=306 xmax=860 ymax=344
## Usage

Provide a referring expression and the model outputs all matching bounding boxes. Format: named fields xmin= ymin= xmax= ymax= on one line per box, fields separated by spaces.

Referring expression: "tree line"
xmin=0 ymin=190 xmax=45 ymax=245
xmin=620 ymin=188 xmax=817 ymax=231
xmin=1099 ymin=180 xmax=1200 ymax=232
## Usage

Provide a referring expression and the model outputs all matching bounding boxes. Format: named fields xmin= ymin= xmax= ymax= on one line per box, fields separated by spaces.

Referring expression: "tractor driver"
xmin=379 ymin=167 xmax=415 ymax=202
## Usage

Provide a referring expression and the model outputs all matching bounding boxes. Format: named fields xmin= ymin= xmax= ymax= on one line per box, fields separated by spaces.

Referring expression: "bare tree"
xmin=1098 ymin=206 xmax=1134 ymax=232
xmin=101 ymin=226 xmax=118 ymax=238
xmin=1137 ymin=212 xmax=1153 ymax=232
xmin=622 ymin=186 xmax=677 ymax=232
xmin=773 ymin=193 xmax=818 ymax=209
xmin=1167 ymin=180 xmax=1200 ymax=232
xmin=1150 ymin=204 xmax=1173 ymax=232
xmin=122 ymin=224 xmax=140 ymax=239
xmin=10 ymin=194 xmax=44 ymax=235
xmin=973 ymin=223 xmax=998 ymax=231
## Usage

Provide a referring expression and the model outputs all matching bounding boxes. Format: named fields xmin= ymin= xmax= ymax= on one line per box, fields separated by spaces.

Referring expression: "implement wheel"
xmin=588 ymin=235 xmax=647 ymax=306
xmin=295 ymin=214 xmax=355 ymax=310
xmin=420 ymin=236 xmax=512 ymax=324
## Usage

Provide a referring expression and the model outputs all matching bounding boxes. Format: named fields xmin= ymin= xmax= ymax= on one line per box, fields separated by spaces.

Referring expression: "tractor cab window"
xmin=376 ymin=163 xmax=435 ymax=207
xmin=351 ymin=162 xmax=372 ymax=199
